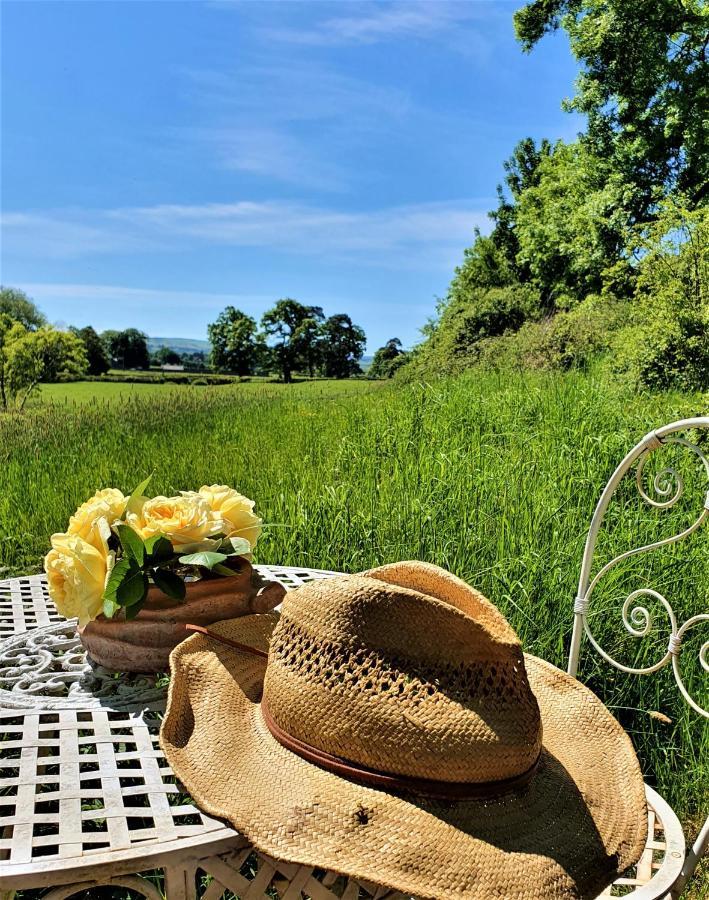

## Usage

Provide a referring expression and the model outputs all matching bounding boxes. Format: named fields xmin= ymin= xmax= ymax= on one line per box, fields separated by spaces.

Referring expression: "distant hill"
xmin=147 ymin=336 xmax=211 ymax=354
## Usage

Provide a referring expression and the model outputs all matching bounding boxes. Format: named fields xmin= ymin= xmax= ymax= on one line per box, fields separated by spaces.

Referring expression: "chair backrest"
xmin=567 ymin=416 xmax=709 ymax=719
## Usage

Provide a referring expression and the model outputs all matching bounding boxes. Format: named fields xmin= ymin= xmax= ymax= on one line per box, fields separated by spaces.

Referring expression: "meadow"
xmin=1 ymin=373 xmax=707 ymax=894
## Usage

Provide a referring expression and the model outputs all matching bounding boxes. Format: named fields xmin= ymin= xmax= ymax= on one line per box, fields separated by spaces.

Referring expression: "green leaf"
xmin=124 ymin=602 xmax=142 ymax=621
xmin=117 ymin=570 xmax=149 ymax=608
xmin=130 ymin=473 xmax=153 ymax=500
xmin=102 ymin=597 xmax=119 ymax=619
xmin=125 ymin=472 xmax=154 ymax=516
xmin=178 ymin=550 xmax=228 ymax=570
xmin=144 ymin=534 xmax=174 ymax=564
xmin=152 ymin=567 xmax=186 ymax=601
xmin=225 ymin=536 xmax=251 ymax=557
xmin=103 ymin=558 xmax=133 ymax=604
xmin=116 ymin=524 xmax=145 ymax=565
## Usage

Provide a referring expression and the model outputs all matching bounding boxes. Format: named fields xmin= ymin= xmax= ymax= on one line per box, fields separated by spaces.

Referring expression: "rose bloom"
xmin=44 ymin=532 xmax=115 ymax=625
xmin=197 ymin=485 xmax=262 ymax=550
xmin=68 ymin=488 xmax=126 ymax=552
xmin=127 ymin=493 xmax=224 ymax=550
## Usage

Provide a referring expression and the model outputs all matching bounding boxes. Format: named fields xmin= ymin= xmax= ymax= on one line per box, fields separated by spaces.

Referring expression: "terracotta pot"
xmin=78 ymin=559 xmax=285 ymax=673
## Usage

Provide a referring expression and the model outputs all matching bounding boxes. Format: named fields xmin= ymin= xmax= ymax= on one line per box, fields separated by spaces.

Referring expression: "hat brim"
xmin=160 ymin=615 xmax=647 ymax=900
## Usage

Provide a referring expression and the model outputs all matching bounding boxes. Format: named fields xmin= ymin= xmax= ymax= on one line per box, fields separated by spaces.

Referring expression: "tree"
xmin=152 ymin=346 xmax=183 ymax=367
xmin=101 ymin=330 xmax=120 ymax=364
xmin=208 ymin=307 xmax=259 ymax=375
xmin=182 ymin=351 xmax=208 ymax=372
xmin=320 ymin=314 xmax=366 ymax=379
xmin=369 ymin=338 xmax=408 ymax=379
xmin=261 ymin=300 xmax=324 ymax=382
xmin=291 ymin=316 xmax=324 ymax=378
xmin=514 ymin=141 xmax=630 ymax=304
xmin=5 ymin=326 xmax=87 ymax=410
xmin=515 ymin=0 xmax=709 ymax=216
xmin=487 ymin=138 xmax=553 ymax=285
xmin=614 ymin=197 xmax=708 ymax=390
xmin=439 ymin=139 xmax=554 ymax=305
xmin=0 ymin=287 xmax=46 ymax=330
xmin=0 ymin=314 xmax=26 ymax=409
xmin=102 ymin=328 xmax=150 ymax=369
xmin=70 ymin=326 xmax=110 ymax=375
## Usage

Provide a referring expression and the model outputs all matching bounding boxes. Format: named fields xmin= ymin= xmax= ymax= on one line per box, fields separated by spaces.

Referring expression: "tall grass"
xmin=0 ymin=372 xmax=706 ymax=835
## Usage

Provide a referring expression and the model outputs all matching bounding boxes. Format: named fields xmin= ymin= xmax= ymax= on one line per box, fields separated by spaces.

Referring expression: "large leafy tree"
xmin=320 ymin=314 xmax=366 ymax=379
xmin=514 ymin=141 xmax=631 ymax=304
xmin=208 ymin=307 xmax=260 ymax=375
xmin=5 ymin=326 xmax=88 ymax=410
xmin=291 ymin=315 xmax=325 ymax=378
xmin=488 ymin=137 xmax=552 ymax=284
xmin=102 ymin=328 xmax=150 ymax=370
xmin=70 ymin=326 xmax=110 ymax=375
xmin=152 ymin=347 xmax=183 ymax=367
xmin=369 ymin=337 xmax=407 ymax=379
xmin=0 ymin=287 xmax=46 ymax=330
xmin=261 ymin=299 xmax=324 ymax=382
xmin=0 ymin=314 xmax=25 ymax=409
xmin=515 ymin=0 xmax=709 ymax=215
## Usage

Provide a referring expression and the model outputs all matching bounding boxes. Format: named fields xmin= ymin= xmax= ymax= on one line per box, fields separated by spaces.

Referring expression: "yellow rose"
xmin=198 ymin=484 xmax=262 ymax=550
xmin=44 ymin=533 xmax=115 ymax=626
xmin=68 ymin=488 xmax=126 ymax=552
xmin=127 ymin=493 xmax=224 ymax=550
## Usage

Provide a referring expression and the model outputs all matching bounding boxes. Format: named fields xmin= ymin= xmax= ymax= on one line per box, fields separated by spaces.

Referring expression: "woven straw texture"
xmin=161 ymin=562 xmax=647 ymax=900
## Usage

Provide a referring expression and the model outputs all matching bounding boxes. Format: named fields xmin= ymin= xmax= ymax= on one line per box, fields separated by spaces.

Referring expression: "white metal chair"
xmin=569 ymin=417 xmax=708 ymax=899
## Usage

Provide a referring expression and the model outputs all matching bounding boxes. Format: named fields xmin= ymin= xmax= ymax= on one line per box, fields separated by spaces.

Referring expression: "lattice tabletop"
xmin=0 ymin=569 xmax=685 ymax=899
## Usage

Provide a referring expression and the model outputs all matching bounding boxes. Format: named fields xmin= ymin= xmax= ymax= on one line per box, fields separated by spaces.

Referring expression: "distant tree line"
xmin=0 ymin=288 xmax=379 ymax=409
xmin=208 ymin=299 xmax=366 ymax=382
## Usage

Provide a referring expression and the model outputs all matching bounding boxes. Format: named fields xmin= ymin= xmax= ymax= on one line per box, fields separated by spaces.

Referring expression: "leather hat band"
xmin=261 ymin=697 xmax=540 ymax=801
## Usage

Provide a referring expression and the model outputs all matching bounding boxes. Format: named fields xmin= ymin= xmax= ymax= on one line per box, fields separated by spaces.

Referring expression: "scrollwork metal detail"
xmin=672 ymin=614 xmax=709 ymax=717
xmin=584 ymin=588 xmax=677 ymax=676
xmin=572 ymin=420 xmax=709 ymax=718
xmin=636 ymin=456 xmax=683 ymax=509
xmin=0 ymin=620 xmax=165 ymax=710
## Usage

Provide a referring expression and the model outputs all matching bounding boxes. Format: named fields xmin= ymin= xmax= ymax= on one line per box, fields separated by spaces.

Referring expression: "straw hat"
xmin=161 ymin=562 xmax=647 ymax=900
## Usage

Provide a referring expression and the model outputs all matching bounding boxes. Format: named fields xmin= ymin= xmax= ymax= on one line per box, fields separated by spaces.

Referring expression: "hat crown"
xmin=263 ymin=563 xmax=542 ymax=785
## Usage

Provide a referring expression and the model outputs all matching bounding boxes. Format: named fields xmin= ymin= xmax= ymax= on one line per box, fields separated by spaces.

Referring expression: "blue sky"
xmin=1 ymin=1 xmax=581 ymax=352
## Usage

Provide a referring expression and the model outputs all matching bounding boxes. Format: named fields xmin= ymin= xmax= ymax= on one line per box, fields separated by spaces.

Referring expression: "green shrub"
xmin=402 ymin=284 xmax=542 ymax=378
xmin=447 ymin=284 xmax=540 ymax=347
xmin=612 ymin=318 xmax=709 ymax=392
xmin=476 ymin=296 xmax=624 ymax=372
xmin=612 ymin=200 xmax=709 ymax=392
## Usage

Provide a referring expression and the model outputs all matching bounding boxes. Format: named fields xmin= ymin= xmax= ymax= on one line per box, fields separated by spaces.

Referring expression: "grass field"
xmin=36 ymin=377 xmax=370 ymax=405
xmin=1 ymin=372 xmax=707 ymax=895
xmin=39 ymin=380 xmax=193 ymax=404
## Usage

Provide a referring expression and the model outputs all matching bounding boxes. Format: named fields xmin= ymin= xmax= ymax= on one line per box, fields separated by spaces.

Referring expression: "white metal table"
xmin=0 ymin=567 xmax=686 ymax=899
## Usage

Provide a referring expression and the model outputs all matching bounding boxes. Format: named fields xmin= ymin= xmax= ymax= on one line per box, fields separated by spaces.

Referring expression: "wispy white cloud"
xmin=0 ymin=212 xmax=148 ymax=258
xmin=184 ymin=62 xmax=410 ymax=123
xmin=177 ymin=5 xmax=506 ymax=188
xmin=2 ymin=199 xmax=489 ymax=267
xmin=182 ymin=125 xmax=348 ymax=191
xmin=178 ymin=61 xmax=412 ymax=189
xmin=18 ymin=282 xmax=270 ymax=315
xmin=258 ymin=1 xmax=503 ymax=50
